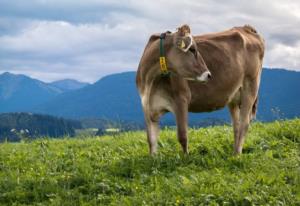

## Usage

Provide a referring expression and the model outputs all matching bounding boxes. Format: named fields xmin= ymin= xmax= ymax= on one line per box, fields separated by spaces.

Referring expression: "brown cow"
xmin=136 ymin=24 xmax=265 ymax=155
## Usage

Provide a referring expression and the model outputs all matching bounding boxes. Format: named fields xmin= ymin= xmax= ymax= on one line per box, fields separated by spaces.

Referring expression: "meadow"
xmin=0 ymin=119 xmax=299 ymax=205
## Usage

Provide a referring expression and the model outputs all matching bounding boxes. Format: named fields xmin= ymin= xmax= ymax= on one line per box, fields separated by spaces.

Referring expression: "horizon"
xmin=0 ymin=1 xmax=300 ymax=82
xmin=1 ymin=67 xmax=300 ymax=84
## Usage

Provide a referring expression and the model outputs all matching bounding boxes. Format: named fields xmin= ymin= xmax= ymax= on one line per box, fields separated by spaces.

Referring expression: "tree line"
xmin=0 ymin=113 xmax=82 ymax=142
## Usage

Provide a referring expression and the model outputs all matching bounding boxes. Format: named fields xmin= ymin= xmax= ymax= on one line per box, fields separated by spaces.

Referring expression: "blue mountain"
xmin=0 ymin=72 xmax=63 ymax=112
xmin=258 ymin=69 xmax=300 ymax=120
xmin=50 ymin=79 xmax=89 ymax=92
xmin=0 ymin=72 xmax=90 ymax=113
xmin=34 ymin=72 xmax=142 ymax=121
xmin=33 ymin=68 xmax=300 ymax=123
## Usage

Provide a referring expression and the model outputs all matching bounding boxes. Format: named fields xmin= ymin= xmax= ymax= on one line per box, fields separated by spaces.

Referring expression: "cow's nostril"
xmin=207 ymin=73 xmax=212 ymax=79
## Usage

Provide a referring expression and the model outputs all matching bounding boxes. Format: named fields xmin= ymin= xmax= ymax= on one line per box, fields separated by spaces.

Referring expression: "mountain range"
xmin=0 ymin=69 xmax=299 ymax=124
xmin=50 ymin=79 xmax=90 ymax=92
xmin=0 ymin=72 xmax=88 ymax=113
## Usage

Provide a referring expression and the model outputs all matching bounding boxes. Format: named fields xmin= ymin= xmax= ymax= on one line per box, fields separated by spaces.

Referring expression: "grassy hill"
xmin=0 ymin=119 xmax=299 ymax=205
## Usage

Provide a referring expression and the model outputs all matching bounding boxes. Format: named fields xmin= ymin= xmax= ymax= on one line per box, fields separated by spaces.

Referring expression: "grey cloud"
xmin=0 ymin=0 xmax=134 ymax=24
xmin=0 ymin=0 xmax=300 ymax=82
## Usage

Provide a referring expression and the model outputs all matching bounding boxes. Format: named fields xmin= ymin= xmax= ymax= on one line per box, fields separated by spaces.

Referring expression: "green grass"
xmin=0 ymin=119 xmax=299 ymax=205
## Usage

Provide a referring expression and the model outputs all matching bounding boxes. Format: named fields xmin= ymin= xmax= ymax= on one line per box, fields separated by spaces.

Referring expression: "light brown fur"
xmin=136 ymin=25 xmax=265 ymax=155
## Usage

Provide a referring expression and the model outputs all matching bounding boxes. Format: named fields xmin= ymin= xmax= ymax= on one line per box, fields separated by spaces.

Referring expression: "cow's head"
xmin=166 ymin=24 xmax=211 ymax=82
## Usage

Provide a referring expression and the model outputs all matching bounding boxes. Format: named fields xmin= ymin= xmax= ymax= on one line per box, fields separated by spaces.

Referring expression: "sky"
xmin=0 ymin=0 xmax=300 ymax=83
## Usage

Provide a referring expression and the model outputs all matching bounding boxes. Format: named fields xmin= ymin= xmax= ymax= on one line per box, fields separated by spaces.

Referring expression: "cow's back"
xmin=188 ymin=25 xmax=264 ymax=112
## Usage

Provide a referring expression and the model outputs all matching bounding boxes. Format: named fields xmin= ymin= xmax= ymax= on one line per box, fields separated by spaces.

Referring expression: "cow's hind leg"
xmin=228 ymin=103 xmax=240 ymax=153
xmin=236 ymin=82 xmax=259 ymax=154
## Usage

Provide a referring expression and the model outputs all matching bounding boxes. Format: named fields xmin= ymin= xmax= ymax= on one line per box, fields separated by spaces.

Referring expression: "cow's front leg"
xmin=145 ymin=116 xmax=160 ymax=155
xmin=175 ymin=101 xmax=189 ymax=154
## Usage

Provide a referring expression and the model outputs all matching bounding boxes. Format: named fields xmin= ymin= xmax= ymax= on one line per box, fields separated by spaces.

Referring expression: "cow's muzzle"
xmin=184 ymin=71 xmax=211 ymax=82
xmin=195 ymin=71 xmax=211 ymax=82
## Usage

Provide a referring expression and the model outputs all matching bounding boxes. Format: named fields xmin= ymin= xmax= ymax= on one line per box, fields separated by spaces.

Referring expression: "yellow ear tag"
xmin=181 ymin=40 xmax=186 ymax=49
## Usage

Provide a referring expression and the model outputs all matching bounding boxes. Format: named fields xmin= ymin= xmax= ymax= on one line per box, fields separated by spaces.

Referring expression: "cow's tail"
xmin=251 ymin=96 xmax=258 ymax=120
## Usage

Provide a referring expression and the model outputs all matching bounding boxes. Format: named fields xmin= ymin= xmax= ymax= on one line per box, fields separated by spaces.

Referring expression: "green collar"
xmin=159 ymin=33 xmax=171 ymax=77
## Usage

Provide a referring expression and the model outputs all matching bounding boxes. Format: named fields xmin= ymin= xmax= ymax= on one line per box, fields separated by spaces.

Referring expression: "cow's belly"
xmin=188 ymin=95 xmax=229 ymax=112
xmin=188 ymin=79 xmax=241 ymax=113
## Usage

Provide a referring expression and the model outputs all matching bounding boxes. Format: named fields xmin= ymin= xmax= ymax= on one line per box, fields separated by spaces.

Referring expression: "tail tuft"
xmin=251 ymin=97 xmax=258 ymax=120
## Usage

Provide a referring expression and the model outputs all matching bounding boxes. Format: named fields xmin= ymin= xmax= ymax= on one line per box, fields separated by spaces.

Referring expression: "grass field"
xmin=0 ymin=119 xmax=299 ymax=205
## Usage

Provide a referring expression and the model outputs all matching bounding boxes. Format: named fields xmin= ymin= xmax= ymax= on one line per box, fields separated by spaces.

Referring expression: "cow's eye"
xmin=189 ymin=46 xmax=197 ymax=57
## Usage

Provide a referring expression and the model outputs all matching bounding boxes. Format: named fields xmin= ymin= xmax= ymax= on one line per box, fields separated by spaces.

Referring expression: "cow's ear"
xmin=148 ymin=33 xmax=160 ymax=43
xmin=176 ymin=37 xmax=191 ymax=50
xmin=148 ymin=31 xmax=171 ymax=43
xmin=176 ymin=35 xmax=192 ymax=52
xmin=177 ymin=24 xmax=191 ymax=37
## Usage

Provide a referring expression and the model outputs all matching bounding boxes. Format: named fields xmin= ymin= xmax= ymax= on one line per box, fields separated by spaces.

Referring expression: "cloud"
xmin=0 ymin=0 xmax=300 ymax=82
xmin=0 ymin=19 xmax=151 ymax=82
